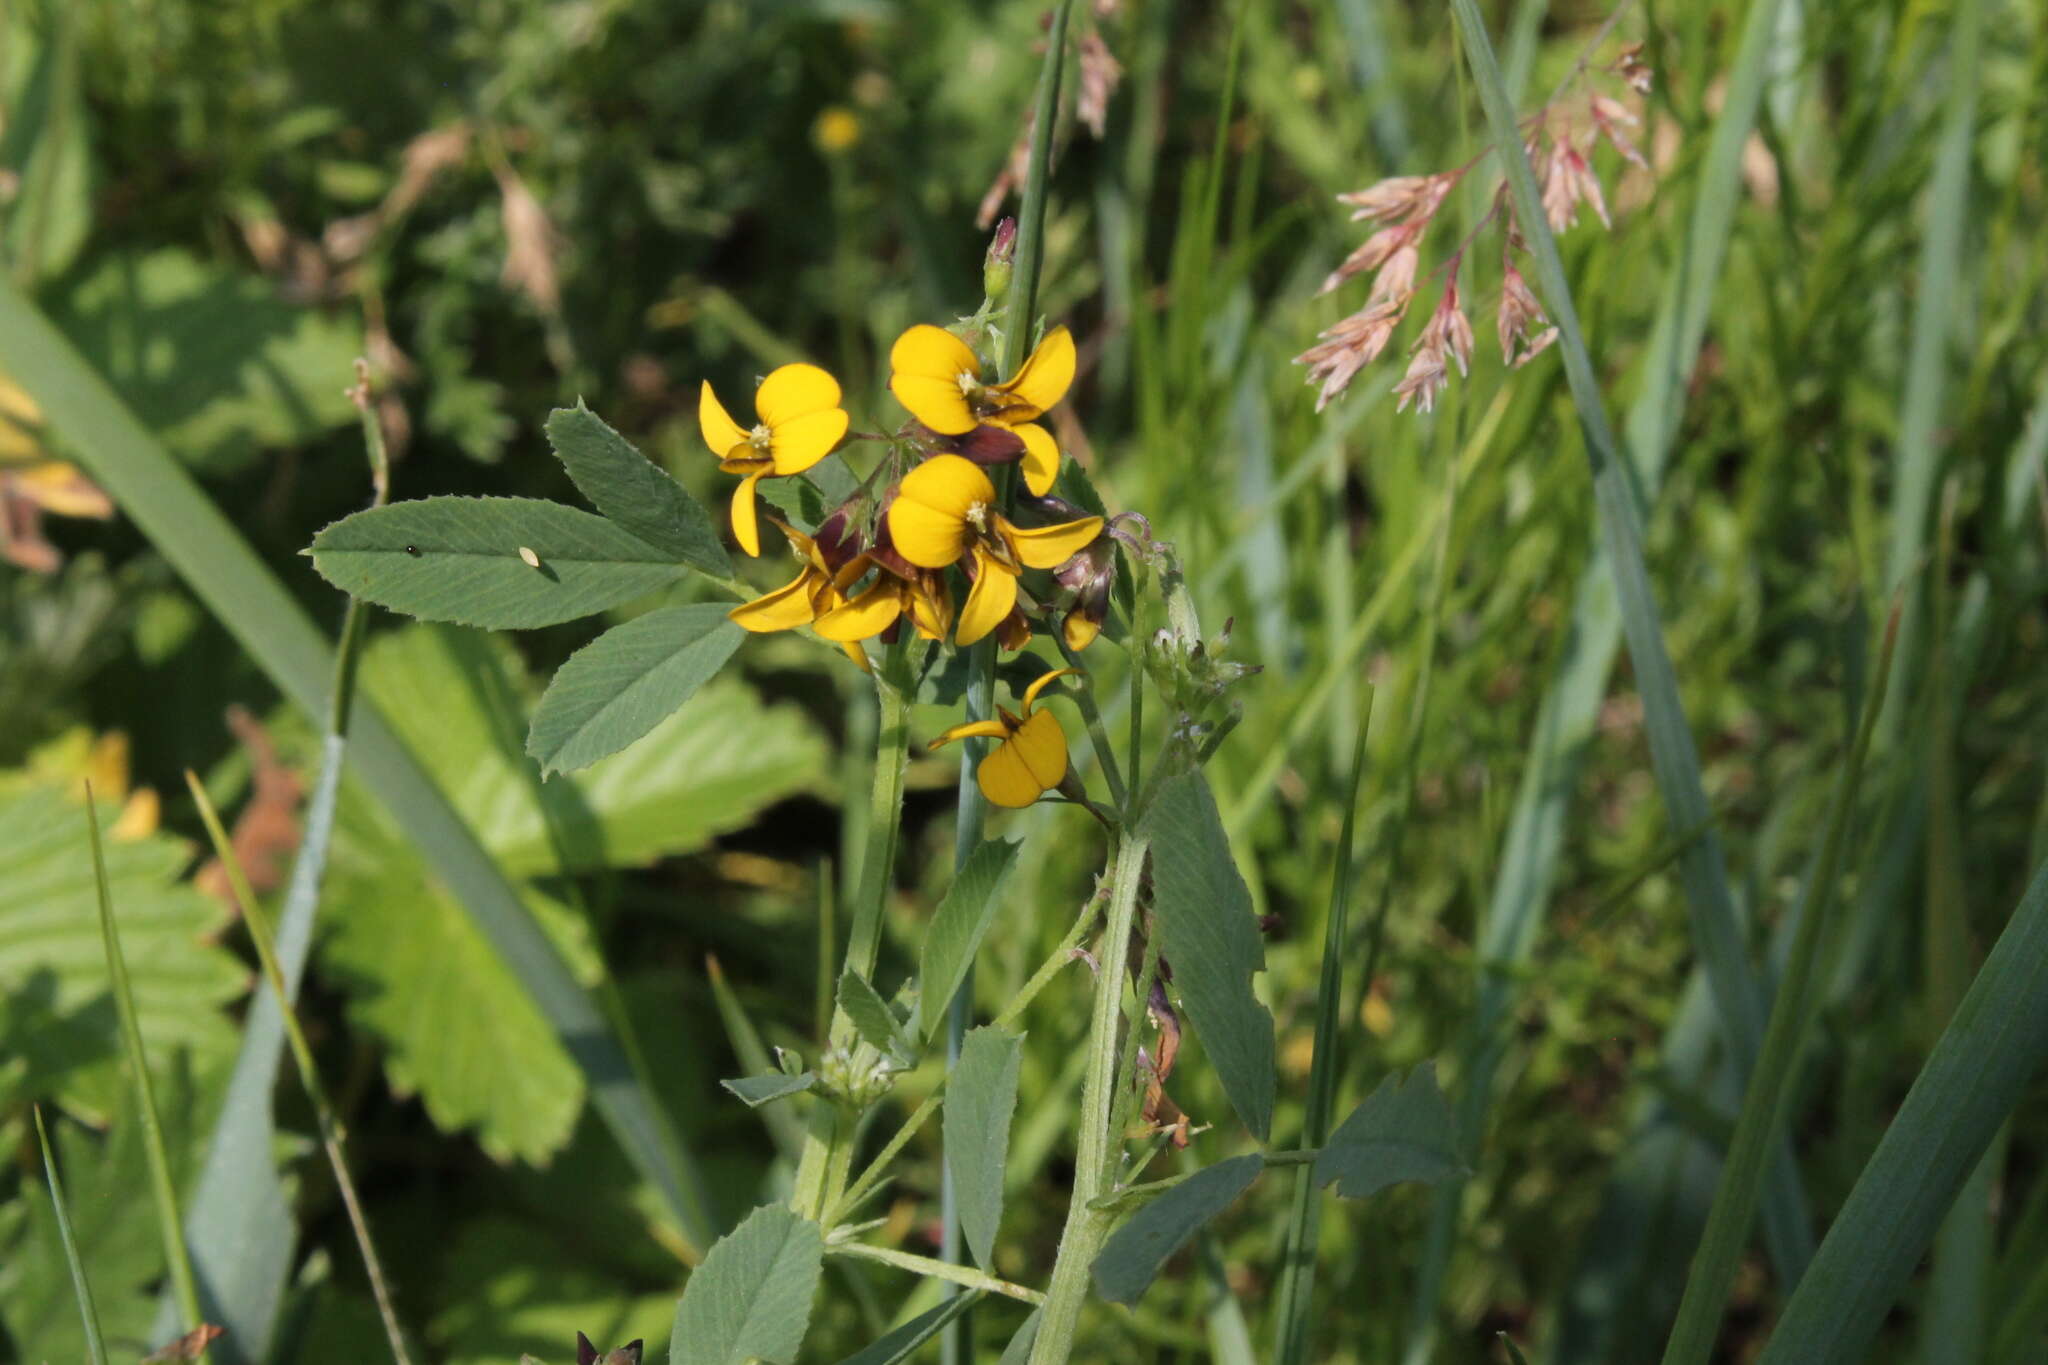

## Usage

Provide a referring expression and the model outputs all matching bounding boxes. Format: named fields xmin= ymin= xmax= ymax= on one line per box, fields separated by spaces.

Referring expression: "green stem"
xmin=1029 ymin=829 xmax=1149 ymax=1365
xmin=794 ymin=662 xmax=912 ymax=1220
xmin=1058 ymin=640 xmax=1129 ymax=813
xmin=829 ymin=1243 xmax=1047 ymax=1306
xmin=826 ymin=876 xmax=1103 ymax=1227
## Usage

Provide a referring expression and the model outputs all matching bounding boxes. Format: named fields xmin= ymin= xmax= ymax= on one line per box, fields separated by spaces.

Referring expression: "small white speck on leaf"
xmin=518 ymin=546 xmax=541 ymax=568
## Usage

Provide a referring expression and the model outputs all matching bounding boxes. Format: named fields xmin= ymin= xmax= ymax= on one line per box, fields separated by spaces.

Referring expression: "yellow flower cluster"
xmin=697 ymin=324 xmax=1111 ymax=806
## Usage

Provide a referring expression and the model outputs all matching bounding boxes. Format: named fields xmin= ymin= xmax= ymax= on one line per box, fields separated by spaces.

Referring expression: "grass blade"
xmin=186 ymin=773 xmax=416 ymax=1365
xmin=1876 ymin=0 xmax=1983 ymax=735
xmin=83 ymin=786 xmax=205 ymax=1349
xmin=1756 ymin=850 xmax=2048 ymax=1365
xmin=0 ymin=273 xmax=719 ymax=1255
xmin=34 ymin=1105 xmax=107 ymax=1365
xmin=172 ymin=394 xmax=388 ymax=1363
xmin=1659 ymin=608 xmax=1899 ymax=1364
xmin=1410 ymin=1 xmax=1808 ymax=1352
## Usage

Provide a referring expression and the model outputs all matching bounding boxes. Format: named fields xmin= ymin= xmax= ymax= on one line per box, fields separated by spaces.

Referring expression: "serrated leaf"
xmin=944 ymin=1026 xmax=1023 ymax=1268
xmin=720 ymin=1073 xmax=817 ymax=1108
xmin=432 ymin=1214 xmax=676 ymax=1363
xmin=47 ymin=249 xmax=359 ymax=472
xmin=1092 ymin=1154 xmax=1262 ymax=1305
xmin=527 ymin=606 xmax=744 ymax=775
xmin=837 ymin=969 xmax=915 ymax=1068
xmin=917 ymin=839 xmax=1021 ymax=1039
xmin=1313 ymin=1063 xmax=1464 ymax=1199
xmin=669 ymin=1204 xmax=824 ymax=1365
xmin=1140 ymin=773 xmax=1277 ymax=1141
xmin=319 ymin=625 xmax=827 ymax=1162
xmin=544 ymin=404 xmax=730 ymax=576
xmin=0 ymin=787 xmax=244 ymax=1121
xmin=832 ymin=1291 xmax=983 ymax=1365
xmin=310 ymin=496 xmax=685 ymax=630
xmin=756 ymin=476 xmax=827 ymax=533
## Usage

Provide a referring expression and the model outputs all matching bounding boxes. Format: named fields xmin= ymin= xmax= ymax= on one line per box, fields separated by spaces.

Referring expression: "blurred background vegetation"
xmin=2 ymin=0 xmax=2045 ymax=1362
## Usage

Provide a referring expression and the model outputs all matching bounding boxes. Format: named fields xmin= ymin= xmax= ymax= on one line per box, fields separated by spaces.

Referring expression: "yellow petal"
xmin=887 ymin=455 xmax=990 ymax=568
xmin=889 ymin=373 xmax=976 ymax=435
xmin=754 ymin=363 xmax=843 ymax=427
xmin=1061 ymin=610 xmax=1101 ymax=652
xmin=996 ymin=325 xmax=1075 ymax=418
xmin=841 ymin=642 xmax=873 ymax=672
xmin=813 ymin=579 xmax=904 ymax=641
xmin=729 ymin=571 xmax=823 ymax=632
xmin=909 ymin=576 xmax=954 ymax=641
xmin=955 ymin=553 xmax=1018 ymax=646
xmin=699 ymin=381 xmax=751 ymax=457
xmin=889 ymin=325 xmax=981 ymax=433
xmin=1021 ymin=667 xmax=1082 ymax=714
xmin=730 ymin=469 xmax=766 ymax=557
xmin=769 ymin=408 xmax=848 ymax=473
xmin=930 ymin=718 xmax=1012 ymax=749
xmin=1003 ymin=515 xmax=1103 ymax=570
xmin=891 ymin=323 xmax=980 ymax=382
xmin=1012 ymin=422 xmax=1060 ymax=497
xmin=1009 ymin=706 xmax=1069 ymax=790
xmin=16 ymin=462 xmax=112 ymax=519
xmin=975 ymin=741 xmax=1045 ymax=808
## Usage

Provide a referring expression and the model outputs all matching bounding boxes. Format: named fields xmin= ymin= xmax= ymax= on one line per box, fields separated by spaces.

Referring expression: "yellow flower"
xmin=814 ymin=563 xmax=955 ymax=645
xmin=888 ymin=324 xmax=1074 ymax=496
xmin=930 ymin=668 xmax=1077 ymax=809
xmin=813 ymin=107 xmax=862 ymax=154
xmin=728 ymin=519 xmax=871 ymax=670
xmin=699 ymin=364 xmax=849 ymax=557
xmin=885 ymin=455 xmax=1101 ymax=647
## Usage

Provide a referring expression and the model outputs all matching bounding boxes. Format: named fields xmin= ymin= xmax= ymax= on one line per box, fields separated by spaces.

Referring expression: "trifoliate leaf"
xmin=544 ymin=404 xmax=730 ymax=576
xmin=1091 ymin=1154 xmax=1262 ymax=1305
xmin=310 ymin=496 xmax=685 ymax=629
xmin=1140 ymin=773 xmax=1277 ymax=1141
xmin=526 ymin=606 xmax=744 ymax=775
xmin=1313 ymin=1063 xmax=1465 ymax=1199
xmin=916 ymin=839 xmax=1020 ymax=1039
xmin=669 ymin=1204 xmax=824 ymax=1365
xmin=944 ymin=1026 xmax=1023 ymax=1269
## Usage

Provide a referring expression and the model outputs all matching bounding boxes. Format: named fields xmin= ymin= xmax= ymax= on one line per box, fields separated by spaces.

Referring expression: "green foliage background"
xmin=3 ymin=0 xmax=2047 ymax=1362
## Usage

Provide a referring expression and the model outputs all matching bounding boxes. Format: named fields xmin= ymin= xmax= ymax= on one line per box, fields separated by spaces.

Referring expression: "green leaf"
xmin=944 ymin=1025 xmax=1024 ymax=1269
xmin=47 ymin=250 xmax=360 ymax=472
xmin=832 ymin=1291 xmax=985 ymax=1365
xmin=309 ymin=496 xmax=686 ymax=630
xmin=1092 ymin=1154 xmax=1261 ymax=1306
xmin=0 ymin=787 xmax=244 ymax=1121
xmin=432 ymin=1214 xmax=676 ymax=1365
xmin=526 ymin=605 xmax=744 ymax=775
xmin=916 ymin=839 xmax=1021 ymax=1039
xmin=1313 ymin=1064 xmax=1464 ymax=1199
xmin=0 ymin=4 xmax=92 ymax=284
xmin=837 ymin=969 xmax=915 ymax=1068
xmin=1757 ymin=853 xmax=2048 ymax=1365
xmin=319 ymin=625 xmax=826 ymax=1164
xmin=544 ymin=403 xmax=731 ymax=576
xmin=721 ymin=1073 xmax=817 ymax=1108
xmin=997 ymin=1310 xmax=1042 ymax=1365
xmin=0 ymin=276 xmax=717 ymax=1252
xmin=670 ymin=1204 xmax=825 ymax=1365
xmin=1140 ymin=773 xmax=1277 ymax=1141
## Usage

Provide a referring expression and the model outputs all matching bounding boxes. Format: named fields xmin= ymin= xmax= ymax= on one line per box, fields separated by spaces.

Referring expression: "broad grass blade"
xmin=1756 ymin=853 xmax=2048 ymax=1364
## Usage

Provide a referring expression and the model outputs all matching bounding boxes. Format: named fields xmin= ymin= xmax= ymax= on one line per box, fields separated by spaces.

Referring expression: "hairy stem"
xmin=1029 ymin=830 xmax=1149 ymax=1365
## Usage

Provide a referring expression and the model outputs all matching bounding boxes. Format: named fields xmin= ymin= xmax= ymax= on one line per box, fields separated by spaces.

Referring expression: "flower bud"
xmin=982 ymin=216 xmax=1018 ymax=303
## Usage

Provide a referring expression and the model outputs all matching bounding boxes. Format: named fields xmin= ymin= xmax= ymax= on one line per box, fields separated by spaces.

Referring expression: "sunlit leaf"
xmin=917 ymin=838 xmax=1020 ymax=1039
xmin=945 ymin=1025 xmax=1023 ymax=1268
xmin=669 ymin=1204 xmax=824 ymax=1365
xmin=526 ymin=605 xmax=743 ymax=776
xmin=545 ymin=403 xmax=731 ymax=576
xmin=310 ymin=496 xmax=685 ymax=630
